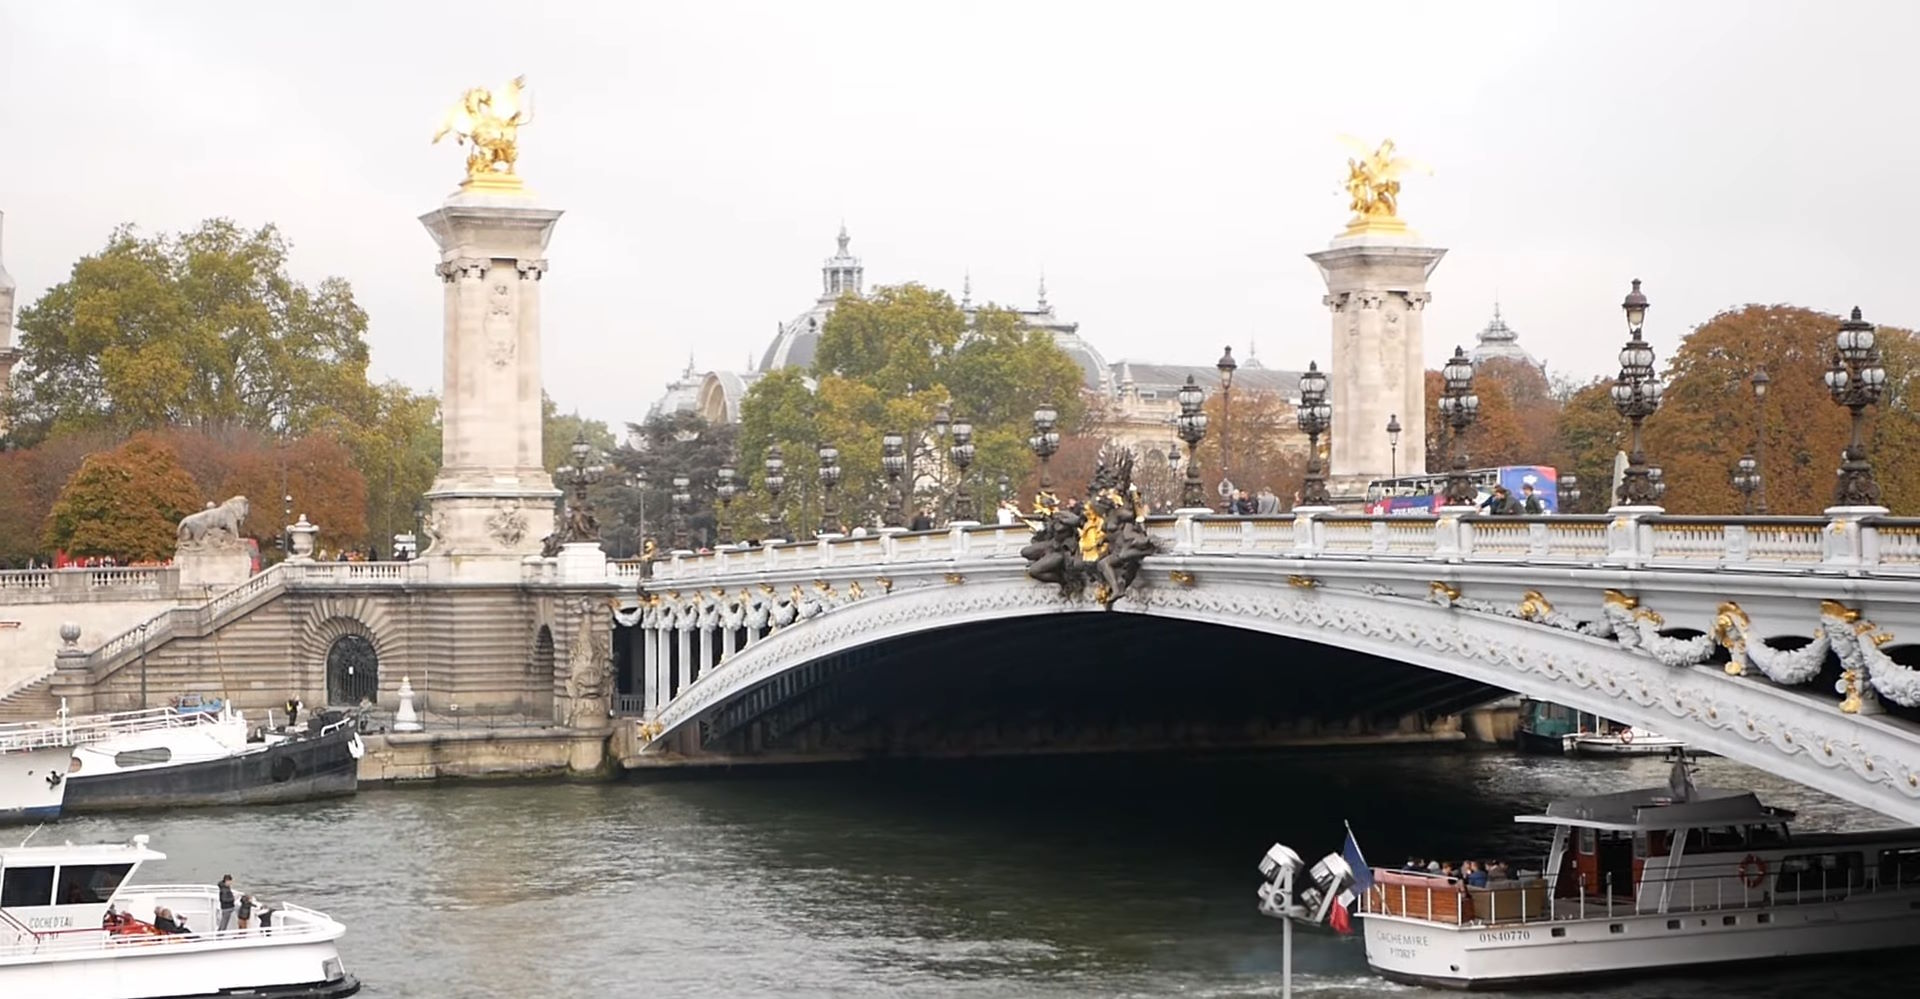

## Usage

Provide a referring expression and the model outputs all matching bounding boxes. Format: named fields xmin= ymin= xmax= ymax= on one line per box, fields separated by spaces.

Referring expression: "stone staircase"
xmin=0 ymin=674 xmax=56 ymax=722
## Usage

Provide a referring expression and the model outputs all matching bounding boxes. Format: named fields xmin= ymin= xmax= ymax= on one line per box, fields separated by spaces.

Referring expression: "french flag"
xmin=1331 ymin=822 xmax=1372 ymax=935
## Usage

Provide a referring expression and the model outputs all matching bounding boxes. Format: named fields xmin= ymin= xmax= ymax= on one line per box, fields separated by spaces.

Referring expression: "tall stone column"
xmin=1308 ymin=234 xmax=1445 ymax=496
xmin=0 ymin=211 xmax=23 ymax=438
xmin=417 ymin=188 xmax=564 ymax=579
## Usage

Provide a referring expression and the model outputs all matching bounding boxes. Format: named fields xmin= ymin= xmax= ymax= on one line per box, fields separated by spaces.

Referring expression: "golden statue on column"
xmin=433 ymin=75 xmax=534 ymax=191
xmin=1338 ymin=136 xmax=1429 ymax=237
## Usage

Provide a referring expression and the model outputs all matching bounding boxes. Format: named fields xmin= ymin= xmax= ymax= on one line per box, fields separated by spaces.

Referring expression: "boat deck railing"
xmin=0 ymin=704 xmax=232 ymax=753
xmin=0 ymin=885 xmax=337 ymax=958
xmin=1363 ymin=865 xmax=1915 ymax=928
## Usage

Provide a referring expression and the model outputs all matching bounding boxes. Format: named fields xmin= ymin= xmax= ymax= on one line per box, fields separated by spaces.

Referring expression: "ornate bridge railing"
xmin=642 ymin=510 xmax=1919 ymax=584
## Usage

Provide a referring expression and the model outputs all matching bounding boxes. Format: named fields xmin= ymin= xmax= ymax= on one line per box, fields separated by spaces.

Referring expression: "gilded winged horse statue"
xmin=433 ymin=76 xmax=534 ymax=182
xmin=1337 ymin=135 xmax=1430 ymax=228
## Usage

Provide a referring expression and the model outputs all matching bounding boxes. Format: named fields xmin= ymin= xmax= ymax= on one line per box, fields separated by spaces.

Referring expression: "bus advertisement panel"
xmin=1363 ymin=465 xmax=1559 ymax=515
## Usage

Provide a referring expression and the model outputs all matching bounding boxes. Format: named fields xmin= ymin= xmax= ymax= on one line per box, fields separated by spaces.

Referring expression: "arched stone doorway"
xmin=326 ymin=634 xmax=379 ymax=707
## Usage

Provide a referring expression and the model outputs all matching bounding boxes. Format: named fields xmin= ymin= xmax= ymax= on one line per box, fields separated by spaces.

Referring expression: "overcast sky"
xmin=3 ymin=1 xmax=1915 ymax=428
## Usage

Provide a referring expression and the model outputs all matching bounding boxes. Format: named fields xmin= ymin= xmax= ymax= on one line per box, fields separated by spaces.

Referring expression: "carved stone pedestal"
xmin=1308 ymin=231 xmax=1446 ymax=484
xmin=417 ymin=189 xmax=564 ymax=581
xmin=176 ymin=547 xmax=252 ymax=589
xmin=557 ymin=541 xmax=608 ymax=585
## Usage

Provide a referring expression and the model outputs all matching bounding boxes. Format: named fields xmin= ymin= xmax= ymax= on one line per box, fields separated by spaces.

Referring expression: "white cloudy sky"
xmin=3 ymin=1 xmax=1915 ymax=427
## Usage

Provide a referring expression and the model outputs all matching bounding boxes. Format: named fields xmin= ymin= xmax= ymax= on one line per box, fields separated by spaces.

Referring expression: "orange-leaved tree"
xmin=43 ymin=433 xmax=202 ymax=561
xmin=1643 ymin=305 xmax=1920 ymax=515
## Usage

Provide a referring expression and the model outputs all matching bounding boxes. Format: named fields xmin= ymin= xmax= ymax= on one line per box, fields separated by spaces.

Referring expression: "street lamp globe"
xmin=569 ymin=429 xmax=591 ymax=466
xmin=1216 ymin=346 xmax=1238 ymax=390
xmin=1750 ymin=367 xmax=1770 ymax=400
xmin=1622 ymin=277 xmax=1650 ymax=334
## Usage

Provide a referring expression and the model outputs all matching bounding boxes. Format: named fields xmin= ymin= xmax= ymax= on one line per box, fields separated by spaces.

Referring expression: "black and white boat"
xmin=0 ymin=701 xmax=362 ymax=821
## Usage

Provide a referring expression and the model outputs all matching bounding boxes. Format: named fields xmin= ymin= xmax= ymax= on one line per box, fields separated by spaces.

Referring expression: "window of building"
xmin=0 ymin=866 xmax=55 ymax=907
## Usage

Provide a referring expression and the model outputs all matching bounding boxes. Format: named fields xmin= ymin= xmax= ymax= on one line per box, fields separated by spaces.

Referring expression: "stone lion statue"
xmin=177 ymin=496 xmax=250 ymax=548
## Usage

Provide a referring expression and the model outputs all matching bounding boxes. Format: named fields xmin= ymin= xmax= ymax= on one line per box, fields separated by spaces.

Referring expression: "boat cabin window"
xmin=1745 ymin=823 xmax=1789 ymax=847
xmin=1682 ymin=826 xmax=1747 ymax=852
xmin=1878 ymin=848 xmax=1920 ymax=888
xmin=1577 ymin=828 xmax=1596 ymax=854
xmin=55 ymin=863 xmax=133 ymax=904
xmin=0 ymin=866 xmax=55 ymax=907
xmin=113 ymin=747 xmax=172 ymax=768
xmin=1776 ymin=851 xmax=1865 ymax=893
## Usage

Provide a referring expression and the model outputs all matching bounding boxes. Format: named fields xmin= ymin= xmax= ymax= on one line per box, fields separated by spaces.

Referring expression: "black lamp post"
xmin=1731 ymin=454 xmax=1759 ymax=515
xmin=1438 ymin=346 xmax=1481 ymax=506
xmin=881 ymin=431 xmax=907 ymax=528
xmin=997 ymin=474 xmax=1010 ymax=501
xmin=1175 ymin=374 xmax=1210 ymax=510
xmin=1028 ymin=402 xmax=1060 ymax=491
xmin=1610 ymin=279 xmax=1664 ymax=506
xmin=670 ymin=474 xmax=691 ymax=550
xmin=1386 ymin=413 xmax=1402 ymax=481
xmin=282 ymin=492 xmax=294 ymax=558
xmin=1216 ymin=346 xmax=1238 ymax=494
xmin=715 ymin=465 xmax=736 ymax=545
xmin=817 ymin=443 xmax=842 ymax=536
xmin=1827 ymin=307 xmax=1887 ymax=507
xmin=1297 ymin=361 xmax=1332 ymax=507
xmin=1562 ymin=474 xmax=1581 ymax=514
xmin=1750 ymin=368 xmax=1770 ymax=514
xmin=554 ymin=429 xmax=607 ymax=543
xmin=949 ymin=416 xmax=976 ymax=522
xmin=633 ymin=466 xmax=650 ymax=552
xmin=763 ymin=444 xmax=787 ymax=541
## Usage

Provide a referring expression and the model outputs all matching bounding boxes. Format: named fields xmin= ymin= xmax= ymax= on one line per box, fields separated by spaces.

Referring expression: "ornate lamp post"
xmin=1296 ymin=361 xmax=1333 ymax=507
xmin=1731 ymin=454 xmax=1760 ymax=515
xmin=1175 ymin=374 xmax=1210 ymax=510
xmin=1562 ymin=474 xmax=1581 ymax=514
xmin=1610 ymin=279 xmax=1664 ymax=506
xmin=1438 ymin=346 xmax=1480 ymax=507
xmin=1827 ymin=307 xmax=1887 ymax=508
xmin=881 ymin=431 xmax=907 ymax=528
xmin=282 ymin=492 xmax=294 ymax=558
xmin=554 ymin=430 xmax=607 ymax=543
xmin=1750 ymin=367 xmax=1770 ymax=514
xmin=1386 ymin=414 xmax=1402 ymax=481
xmin=670 ymin=474 xmax=691 ymax=550
xmin=1028 ymin=402 xmax=1060 ymax=491
xmin=633 ymin=466 xmax=649 ymax=553
xmin=949 ymin=416 xmax=977 ymax=523
xmin=1217 ymin=346 xmax=1238 ymax=495
xmin=816 ymin=443 xmax=842 ymax=536
xmin=715 ymin=465 xmax=736 ymax=545
xmin=763 ymin=444 xmax=787 ymax=541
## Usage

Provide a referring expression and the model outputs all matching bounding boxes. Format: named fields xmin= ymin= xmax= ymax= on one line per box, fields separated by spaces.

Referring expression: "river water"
xmin=46 ymin=749 xmax=1903 ymax=998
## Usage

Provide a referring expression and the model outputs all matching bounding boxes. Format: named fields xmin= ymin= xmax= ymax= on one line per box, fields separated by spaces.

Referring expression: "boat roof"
xmin=0 ymin=834 xmax=166 ymax=867
xmin=1514 ymin=786 xmax=1793 ymax=832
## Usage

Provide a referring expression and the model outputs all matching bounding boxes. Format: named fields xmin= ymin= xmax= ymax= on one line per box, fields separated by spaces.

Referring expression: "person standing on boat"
xmin=217 ymin=874 xmax=237 ymax=932
xmin=237 ymin=894 xmax=255 ymax=931
xmin=285 ymin=697 xmax=301 ymax=728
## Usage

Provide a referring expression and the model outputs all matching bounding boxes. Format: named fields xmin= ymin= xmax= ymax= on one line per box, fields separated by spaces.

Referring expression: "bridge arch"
xmin=645 ymin=575 xmax=1920 ymax=824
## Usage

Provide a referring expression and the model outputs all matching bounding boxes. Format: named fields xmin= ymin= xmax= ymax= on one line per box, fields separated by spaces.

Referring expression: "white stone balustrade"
xmin=639 ymin=511 xmax=1920 ymax=584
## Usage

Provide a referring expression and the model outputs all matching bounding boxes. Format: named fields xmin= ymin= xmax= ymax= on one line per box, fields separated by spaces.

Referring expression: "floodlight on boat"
xmin=1258 ymin=843 xmax=1303 ymax=881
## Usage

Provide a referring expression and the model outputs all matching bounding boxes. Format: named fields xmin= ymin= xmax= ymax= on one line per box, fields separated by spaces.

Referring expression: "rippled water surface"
xmin=46 ymin=749 xmax=1906 ymax=997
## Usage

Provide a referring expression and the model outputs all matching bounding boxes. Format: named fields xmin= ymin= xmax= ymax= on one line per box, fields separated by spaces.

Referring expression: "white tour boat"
xmin=0 ymin=834 xmax=359 ymax=997
xmin=1354 ymin=765 xmax=1920 ymax=988
xmin=1567 ymin=726 xmax=1689 ymax=757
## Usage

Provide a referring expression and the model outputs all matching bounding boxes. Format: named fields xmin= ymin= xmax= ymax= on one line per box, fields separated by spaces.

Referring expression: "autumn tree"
xmin=212 ymin=433 xmax=370 ymax=554
xmin=730 ymin=284 xmax=1087 ymax=534
xmin=0 ymin=427 xmax=120 ymax=564
xmin=1424 ymin=365 xmax=1537 ymax=473
xmin=11 ymin=218 xmax=375 ymax=440
xmin=1548 ymin=378 xmax=1622 ymax=512
xmin=1642 ymin=305 xmax=1920 ymax=515
xmin=43 ymin=433 xmax=202 ymax=562
xmin=1180 ymin=389 xmax=1307 ymax=508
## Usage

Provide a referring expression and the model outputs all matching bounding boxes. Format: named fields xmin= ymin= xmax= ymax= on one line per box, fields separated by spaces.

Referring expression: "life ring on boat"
xmin=1739 ymin=853 xmax=1768 ymax=888
xmin=1618 ymin=728 xmax=1635 ymax=744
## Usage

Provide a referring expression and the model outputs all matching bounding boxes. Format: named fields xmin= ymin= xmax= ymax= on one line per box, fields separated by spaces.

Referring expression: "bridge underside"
xmin=653 ymin=615 xmax=1504 ymax=760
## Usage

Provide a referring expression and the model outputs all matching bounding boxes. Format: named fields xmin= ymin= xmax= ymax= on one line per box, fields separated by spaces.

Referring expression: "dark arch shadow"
xmin=699 ymin=613 xmax=1507 ymax=757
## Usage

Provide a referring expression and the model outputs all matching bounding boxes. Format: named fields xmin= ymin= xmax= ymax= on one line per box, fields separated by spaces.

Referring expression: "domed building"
xmin=1469 ymin=303 xmax=1540 ymax=368
xmin=651 ymin=226 xmax=1116 ymax=426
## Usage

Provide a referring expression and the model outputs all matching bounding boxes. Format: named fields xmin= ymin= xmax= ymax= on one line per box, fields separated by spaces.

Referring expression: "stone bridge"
xmin=621 ymin=510 xmax=1920 ymax=824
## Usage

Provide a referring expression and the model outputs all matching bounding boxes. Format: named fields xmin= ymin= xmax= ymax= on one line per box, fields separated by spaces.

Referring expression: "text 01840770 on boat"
xmin=1255 ymin=759 xmax=1920 ymax=990
xmin=0 ymin=834 xmax=360 ymax=998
